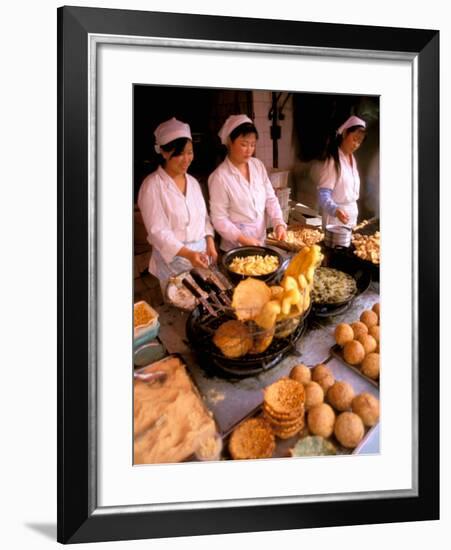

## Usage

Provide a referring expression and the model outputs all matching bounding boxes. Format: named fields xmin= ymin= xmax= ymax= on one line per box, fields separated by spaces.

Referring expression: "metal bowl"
xmin=221 ymin=246 xmax=285 ymax=284
xmin=324 ymin=224 xmax=352 ymax=248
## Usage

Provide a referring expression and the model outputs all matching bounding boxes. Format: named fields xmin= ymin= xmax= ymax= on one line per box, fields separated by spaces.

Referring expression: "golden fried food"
xmin=304 ymin=381 xmax=324 ymax=410
xmin=326 ymin=381 xmax=355 ymax=411
xmin=352 ymin=231 xmax=380 ymax=264
xmin=229 ymin=417 xmax=275 ymax=460
xmin=372 ymin=302 xmax=380 ymax=318
xmin=357 ymin=334 xmax=378 ymax=355
xmin=334 ymin=412 xmax=365 ymax=449
xmin=281 ymin=287 xmax=302 ymax=315
xmin=254 ymin=299 xmax=281 ymax=330
xmin=264 ymin=377 xmax=305 ymax=417
xmin=307 ymin=403 xmax=336 ymax=438
xmin=232 ymin=278 xmax=272 ymax=321
xmin=272 ymin=419 xmax=304 ymax=440
xmin=311 ymin=364 xmax=335 ymax=392
xmin=289 ymin=364 xmax=312 ymax=385
xmin=134 ymin=301 xmax=155 ymax=328
xmin=335 ymin=323 xmax=354 ymax=346
xmin=269 ymin=227 xmax=324 ymax=248
xmin=361 ymin=352 xmax=380 ymax=380
xmin=213 ymin=320 xmax=253 ymax=358
xmin=368 ymin=325 xmax=380 ymax=343
xmin=351 ymin=393 xmax=380 ymax=427
xmin=343 ymin=340 xmax=365 ymax=365
xmin=270 ymin=285 xmax=284 ymax=299
xmin=263 ymin=404 xmax=302 ymax=424
xmin=360 ymin=309 xmax=379 ymax=329
xmin=351 ymin=321 xmax=369 ymax=339
xmin=229 ymin=254 xmax=279 ymax=276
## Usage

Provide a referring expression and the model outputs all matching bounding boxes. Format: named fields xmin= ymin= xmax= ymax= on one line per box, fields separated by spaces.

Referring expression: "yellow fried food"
xmin=270 ymin=285 xmax=284 ymax=299
xmin=229 ymin=254 xmax=279 ymax=276
xmin=213 ymin=320 xmax=253 ymax=358
xmin=289 ymin=364 xmax=311 ymax=385
xmin=297 ymin=274 xmax=308 ymax=289
xmin=282 ymin=275 xmax=298 ymax=292
xmin=232 ymin=278 xmax=272 ymax=321
xmin=334 ymin=412 xmax=365 ymax=449
xmin=254 ymin=299 xmax=282 ymax=330
xmin=281 ymin=287 xmax=301 ymax=315
xmin=284 ymin=247 xmax=311 ymax=280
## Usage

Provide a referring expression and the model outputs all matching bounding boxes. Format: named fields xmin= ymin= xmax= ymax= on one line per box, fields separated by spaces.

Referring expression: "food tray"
xmin=221 ymin=356 xmax=379 ymax=459
xmin=133 ymin=301 xmax=160 ymax=340
xmin=266 ymin=223 xmax=324 ymax=252
xmin=133 ymin=355 xmax=218 ymax=464
xmin=330 ymin=344 xmax=379 ymax=388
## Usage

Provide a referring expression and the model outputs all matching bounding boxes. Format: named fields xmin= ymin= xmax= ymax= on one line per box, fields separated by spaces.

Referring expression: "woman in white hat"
xmin=138 ymin=117 xmax=217 ymax=291
xmin=208 ymin=114 xmax=287 ymax=251
xmin=316 ymin=115 xmax=367 ymax=228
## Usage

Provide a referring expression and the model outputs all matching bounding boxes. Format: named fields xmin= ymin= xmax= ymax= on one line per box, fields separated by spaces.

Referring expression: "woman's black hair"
xmin=159 ymin=137 xmax=191 ymax=163
xmin=229 ymin=122 xmax=259 ymax=143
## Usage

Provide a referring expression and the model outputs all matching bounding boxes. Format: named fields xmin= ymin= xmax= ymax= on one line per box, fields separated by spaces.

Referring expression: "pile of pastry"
xmin=227 ymin=363 xmax=380 ymax=459
xmin=334 ymin=302 xmax=380 ymax=381
xmin=213 ymin=245 xmax=323 ymax=358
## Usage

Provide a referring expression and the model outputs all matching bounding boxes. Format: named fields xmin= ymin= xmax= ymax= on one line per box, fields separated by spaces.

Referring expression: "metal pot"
xmin=221 ymin=246 xmax=285 ymax=284
xmin=324 ymin=224 xmax=352 ymax=248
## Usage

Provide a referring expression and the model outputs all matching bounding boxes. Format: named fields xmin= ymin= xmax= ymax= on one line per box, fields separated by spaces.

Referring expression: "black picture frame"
xmin=57 ymin=5 xmax=439 ymax=544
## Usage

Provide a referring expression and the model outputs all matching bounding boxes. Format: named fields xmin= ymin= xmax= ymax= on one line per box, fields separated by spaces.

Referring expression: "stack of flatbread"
xmin=262 ymin=377 xmax=306 ymax=439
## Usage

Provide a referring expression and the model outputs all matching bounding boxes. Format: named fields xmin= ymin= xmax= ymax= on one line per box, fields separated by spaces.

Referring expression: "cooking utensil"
xmin=310 ymin=247 xmax=372 ymax=317
xmin=324 ymin=224 xmax=352 ymax=248
xmin=192 ymin=267 xmax=232 ymax=307
xmin=190 ymin=269 xmax=229 ymax=311
xmin=133 ymin=370 xmax=168 ymax=384
xmin=185 ymin=303 xmax=310 ymax=378
xmin=221 ymin=246 xmax=285 ymax=284
xmin=181 ymin=276 xmax=218 ymax=317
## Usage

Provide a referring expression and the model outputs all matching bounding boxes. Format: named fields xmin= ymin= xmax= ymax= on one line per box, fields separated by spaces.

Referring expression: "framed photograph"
xmin=57 ymin=6 xmax=439 ymax=544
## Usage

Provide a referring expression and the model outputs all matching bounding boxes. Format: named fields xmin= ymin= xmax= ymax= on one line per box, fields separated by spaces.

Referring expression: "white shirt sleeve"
xmin=137 ymin=178 xmax=184 ymax=265
xmin=316 ymin=157 xmax=337 ymax=190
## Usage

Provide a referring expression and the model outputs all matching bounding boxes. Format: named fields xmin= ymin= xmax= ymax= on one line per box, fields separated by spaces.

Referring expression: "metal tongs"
xmin=200 ymin=266 xmax=233 ymax=305
xmin=190 ymin=267 xmax=232 ymax=309
xmin=181 ymin=273 xmax=218 ymax=317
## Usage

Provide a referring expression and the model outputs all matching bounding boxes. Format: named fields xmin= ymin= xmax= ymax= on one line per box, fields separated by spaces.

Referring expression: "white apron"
xmin=150 ymin=237 xmax=207 ymax=294
xmin=317 ymin=150 xmax=360 ymax=229
xmin=322 ymin=201 xmax=358 ymax=228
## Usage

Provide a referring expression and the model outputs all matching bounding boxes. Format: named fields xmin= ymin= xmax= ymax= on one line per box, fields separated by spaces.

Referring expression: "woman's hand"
xmin=238 ymin=234 xmax=261 ymax=247
xmin=206 ymin=238 xmax=218 ymax=265
xmin=178 ymin=246 xmax=210 ymax=268
xmin=335 ymin=208 xmax=350 ymax=225
xmin=187 ymin=250 xmax=210 ymax=269
xmin=274 ymin=224 xmax=287 ymax=241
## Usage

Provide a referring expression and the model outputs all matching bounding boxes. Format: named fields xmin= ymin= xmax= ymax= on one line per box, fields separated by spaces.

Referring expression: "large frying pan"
xmin=311 ymin=246 xmax=372 ymax=317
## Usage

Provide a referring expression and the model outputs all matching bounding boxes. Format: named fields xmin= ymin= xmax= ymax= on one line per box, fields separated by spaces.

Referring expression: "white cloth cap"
xmin=218 ymin=114 xmax=253 ymax=144
xmin=154 ymin=117 xmax=192 ymax=153
xmin=337 ymin=115 xmax=366 ymax=135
